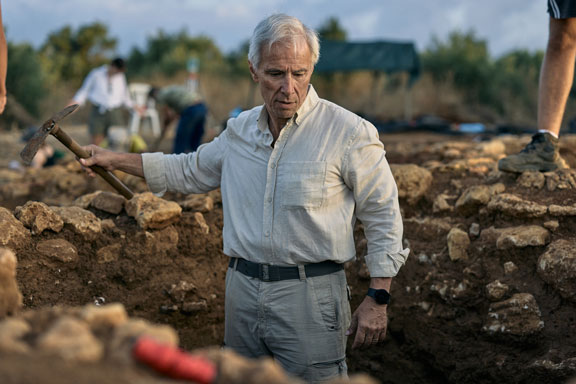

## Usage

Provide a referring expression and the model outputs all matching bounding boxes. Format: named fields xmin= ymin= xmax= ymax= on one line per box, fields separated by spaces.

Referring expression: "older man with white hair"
xmin=79 ymin=14 xmax=409 ymax=382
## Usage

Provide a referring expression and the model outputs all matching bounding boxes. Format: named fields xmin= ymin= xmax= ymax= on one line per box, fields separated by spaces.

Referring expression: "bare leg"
xmin=538 ymin=17 xmax=576 ymax=136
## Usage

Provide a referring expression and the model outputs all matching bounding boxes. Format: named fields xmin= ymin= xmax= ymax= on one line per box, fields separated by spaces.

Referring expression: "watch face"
xmin=374 ymin=289 xmax=390 ymax=304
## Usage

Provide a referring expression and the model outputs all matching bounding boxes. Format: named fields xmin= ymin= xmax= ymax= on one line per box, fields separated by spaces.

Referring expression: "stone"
xmin=447 ymin=228 xmax=470 ymax=261
xmin=476 ymin=139 xmax=506 ymax=157
xmin=483 ymin=293 xmax=544 ymax=337
xmin=504 ymin=261 xmax=518 ymax=275
xmin=96 ymin=243 xmax=122 ymax=264
xmin=390 ymin=164 xmax=433 ymax=204
xmin=486 ymin=280 xmax=509 ymax=301
xmin=469 ymin=223 xmax=481 ymax=238
xmin=14 ymin=201 xmax=64 ymax=235
xmin=37 ymin=316 xmax=104 ymax=362
xmin=127 ymin=226 xmax=179 ymax=258
xmin=0 ymin=207 xmax=31 ymax=249
xmin=50 ymin=206 xmax=102 ymax=241
xmin=91 ymin=191 xmax=126 ymax=214
xmin=36 ymin=239 xmax=78 ymax=263
xmin=543 ymin=220 xmax=559 ymax=232
xmin=125 ymin=192 xmax=182 ymax=230
xmin=455 ymin=183 xmax=505 ymax=216
xmin=0 ymin=318 xmax=31 ymax=354
xmin=80 ymin=303 xmax=129 ymax=329
xmin=181 ymin=194 xmax=214 ymax=213
xmin=548 ymin=204 xmax=576 ymax=217
xmin=517 ymin=171 xmax=546 ymax=189
xmin=544 ymin=169 xmax=576 ymax=191
xmin=537 ymin=239 xmax=576 ymax=300
xmin=109 ymin=319 xmax=178 ymax=363
xmin=194 ymin=212 xmax=210 ymax=234
xmin=72 ymin=192 xmax=100 ymax=209
xmin=495 ymin=225 xmax=550 ymax=250
xmin=0 ymin=249 xmax=23 ymax=318
xmin=487 ymin=193 xmax=547 ymax=218
xmin=432 ymin=194 xmax=454 ymax=213
xmin=168 ymin=281 xmax=197 ymax=302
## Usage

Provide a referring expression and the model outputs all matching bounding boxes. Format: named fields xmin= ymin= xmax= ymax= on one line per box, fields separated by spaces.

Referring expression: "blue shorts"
xmin=548 ymin=0 xmax=576 ymax=18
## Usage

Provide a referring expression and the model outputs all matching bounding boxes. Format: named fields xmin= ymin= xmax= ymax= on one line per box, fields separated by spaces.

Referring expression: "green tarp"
xmin=315 ymin=40 xmax=420 ymax=84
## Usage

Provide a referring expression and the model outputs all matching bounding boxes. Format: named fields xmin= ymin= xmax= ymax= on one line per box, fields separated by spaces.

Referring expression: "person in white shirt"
xmin=72 ymin=58 xmax=135 ymax=146
xmin=78 ymin=14 xmax=408 ymax=383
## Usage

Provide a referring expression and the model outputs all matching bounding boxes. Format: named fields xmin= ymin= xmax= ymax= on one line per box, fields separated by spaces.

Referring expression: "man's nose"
xmin=280 ymin=74 xmax=295 ymax=95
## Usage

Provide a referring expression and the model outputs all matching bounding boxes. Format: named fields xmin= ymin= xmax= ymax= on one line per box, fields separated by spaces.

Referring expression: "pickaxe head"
xmin=20 ymin=104 xmax=79 ymax=165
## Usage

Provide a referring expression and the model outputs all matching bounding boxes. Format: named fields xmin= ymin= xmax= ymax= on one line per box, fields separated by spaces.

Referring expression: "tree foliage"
xmin=127 ymin=30 xmax=223 ymax=77
xmin=39 ymin=22 xmax=117 ymax=86
xmin=318 ymin=17 xmax=347 ymax=42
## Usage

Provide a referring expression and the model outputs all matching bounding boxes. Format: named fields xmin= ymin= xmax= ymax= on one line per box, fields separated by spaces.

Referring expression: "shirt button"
xmin=264 ymin=231 xmax=270 ymax=237
xmin=267 ymin=197 xmax=272 ymax=203
xmin=270 ymin=163 xmax=276 ymax=169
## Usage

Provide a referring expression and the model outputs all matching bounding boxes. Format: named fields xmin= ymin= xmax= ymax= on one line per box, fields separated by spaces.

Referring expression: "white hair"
xmin=248 ymin=14 xmax=320 ymax=69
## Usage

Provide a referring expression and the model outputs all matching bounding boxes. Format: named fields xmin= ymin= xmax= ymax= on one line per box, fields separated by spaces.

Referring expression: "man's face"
xmin=249 ymin=37 xmax=313 ymax=128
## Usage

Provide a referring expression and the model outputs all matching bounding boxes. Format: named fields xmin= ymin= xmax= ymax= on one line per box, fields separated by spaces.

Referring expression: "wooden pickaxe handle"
xmin=51 ymin=125 xmax=135 ymax=200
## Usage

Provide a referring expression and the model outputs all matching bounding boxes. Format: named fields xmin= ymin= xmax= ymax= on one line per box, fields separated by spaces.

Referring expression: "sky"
xmin=3 ymin=0 xmax=550 ymax=58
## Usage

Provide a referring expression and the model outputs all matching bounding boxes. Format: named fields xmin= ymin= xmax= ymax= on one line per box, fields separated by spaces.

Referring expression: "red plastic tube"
xmin=133 ymin=337 xmax=217 ymax=383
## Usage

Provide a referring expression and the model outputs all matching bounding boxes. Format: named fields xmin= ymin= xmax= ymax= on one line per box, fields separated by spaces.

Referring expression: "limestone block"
xmin=390 ymin=164 xmax=432 ymax=205
xmin=80 ymin=303 xmax=128 ymax=329
xmin=0 ymin=207 xmax=31 ymax=249
xmin=538 ymin=239 xmax=576 ymax=300
xmin=548 ymin=204 xmax=576 ymax=217
xmin=504 ymin=261 xmax=518 ymax=275
xmin=50 ymin=206 xmax=102 ymax=241
xmin=0 ymin=248 xmax=23 ymax=318
xmin=72 ymin=192 xmax=100 ymax=209
xmin=36 ymin=239 xmax=78 ymax=263
xmin=483 ymin=293 xmax=544 ymax=336
xmin=487 ymin=193 xmax=547 ymax=218
xmin=517 ymin=171 xmax=546 ymax=189
xmin=432 ymin=194 xmax=454 ymax=213
xmin=125 ymin=192 xmax=182 ymax=230
xmin=109 ymin=319 xmax=178 ymax=363
xmin=14 ymin=201 xmax=64 ymax=235
xmin=194 ymin=212 xmax=210 ymax=234
xmin=496 ymin=225 xmax=550 ymax=250
xmin=181 ymin=194 xmax=214 ymax=213
xmin=0 ymin=318 xmax=30 ymax=354
xmin=91 ymin=191 xmax=126 ymax=214
xmin=37 ymin=316 xmax=103 ymax=362
xmin=447 ymin=228 xmax=470 ymax=261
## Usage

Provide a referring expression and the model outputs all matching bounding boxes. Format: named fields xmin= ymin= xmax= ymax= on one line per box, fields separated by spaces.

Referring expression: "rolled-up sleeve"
xmin=142 ymin=130 xmax=227 ymax=196
xmin=343 ymin=121 xmax=409 ymax=277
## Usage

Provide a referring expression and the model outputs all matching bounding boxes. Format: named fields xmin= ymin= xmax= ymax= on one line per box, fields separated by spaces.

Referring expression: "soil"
xmin=1 ymin=127 xmax=576 ymax=383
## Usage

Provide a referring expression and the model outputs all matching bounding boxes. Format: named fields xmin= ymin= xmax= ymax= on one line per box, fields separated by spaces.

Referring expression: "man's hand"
xmin=78 ymin=144 xmax=145 ymax=178
xmin=78 ymin=145 xmax=117 ymax=177
xmin=346 ymin=296 xmax=388 ymax=350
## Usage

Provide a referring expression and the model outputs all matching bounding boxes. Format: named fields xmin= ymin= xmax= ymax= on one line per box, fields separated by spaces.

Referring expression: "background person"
xmin=0 ymin=1 xmax=7 ymax=114
xmin=71 ymin=57 xmax=138 ymax=146
xmin=499 ymin=0 xmax=575 ymax=172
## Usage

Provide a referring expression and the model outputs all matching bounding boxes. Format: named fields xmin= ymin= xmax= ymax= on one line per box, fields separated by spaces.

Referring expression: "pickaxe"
xmin=20 ymin=104 xmax=134 ymax=199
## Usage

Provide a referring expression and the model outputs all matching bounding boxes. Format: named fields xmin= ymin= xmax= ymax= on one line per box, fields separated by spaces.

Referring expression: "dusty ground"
xmin=1 ymin=125 xmax=576 ymax=383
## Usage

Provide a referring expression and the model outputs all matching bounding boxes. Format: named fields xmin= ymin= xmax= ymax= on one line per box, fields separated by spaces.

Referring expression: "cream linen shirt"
xmin=142 ymin=85 xmax=409 ymax=277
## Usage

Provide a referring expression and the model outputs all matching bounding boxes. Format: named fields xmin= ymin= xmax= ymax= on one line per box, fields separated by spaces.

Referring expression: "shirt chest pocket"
xmin=277 ymin=161 xmax=326 ymax=210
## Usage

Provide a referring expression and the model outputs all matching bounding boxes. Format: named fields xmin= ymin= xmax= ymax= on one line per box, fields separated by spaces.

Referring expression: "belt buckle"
xmin=259 ymin=264 xmax=270 ymax=281
xmin=259 ymin=264 xmax=281 ymax=282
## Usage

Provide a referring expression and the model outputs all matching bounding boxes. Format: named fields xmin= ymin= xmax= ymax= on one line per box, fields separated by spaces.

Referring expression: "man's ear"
xmin=248 ymin=61 xmax=259 ymax=83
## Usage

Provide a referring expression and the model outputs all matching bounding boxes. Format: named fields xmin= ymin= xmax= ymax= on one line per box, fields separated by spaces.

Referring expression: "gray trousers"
xmin=224 ymin=265 xmax=352 ymax=383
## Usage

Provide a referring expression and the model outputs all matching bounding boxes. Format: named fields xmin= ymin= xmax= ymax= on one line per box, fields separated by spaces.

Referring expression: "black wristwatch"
xmin=367 ymin=288 xmax=391 ymax=305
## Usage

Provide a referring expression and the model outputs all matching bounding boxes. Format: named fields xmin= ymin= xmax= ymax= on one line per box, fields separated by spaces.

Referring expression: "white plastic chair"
xmin=129 ymin=82 xmax=161 ymax=137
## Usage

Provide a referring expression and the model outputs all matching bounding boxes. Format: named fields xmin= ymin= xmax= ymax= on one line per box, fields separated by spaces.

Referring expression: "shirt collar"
xmin=256 ymin=84 xmax=320 ymax=132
